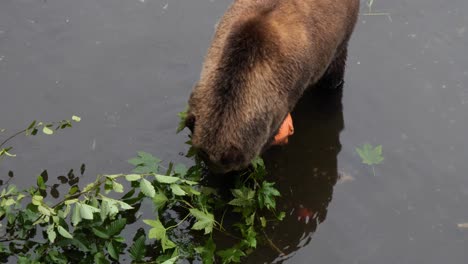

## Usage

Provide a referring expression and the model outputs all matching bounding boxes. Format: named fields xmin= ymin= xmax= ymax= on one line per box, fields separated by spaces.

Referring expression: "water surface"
xmin=1 ymin=0 xmax=468 ymax=263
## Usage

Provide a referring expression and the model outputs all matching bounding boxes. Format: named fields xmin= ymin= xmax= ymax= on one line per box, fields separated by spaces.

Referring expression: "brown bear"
xmin=186 ymin=0 xmax=359 ymax=172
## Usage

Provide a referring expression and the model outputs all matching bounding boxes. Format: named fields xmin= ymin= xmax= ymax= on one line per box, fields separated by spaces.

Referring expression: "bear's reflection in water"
xmin=251 ymin=86 xmax=344 ymax=263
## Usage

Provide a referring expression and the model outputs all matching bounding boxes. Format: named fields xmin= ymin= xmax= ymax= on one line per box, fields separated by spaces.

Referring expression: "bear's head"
xmin=186 ymin=12 xmax=303 ymax=173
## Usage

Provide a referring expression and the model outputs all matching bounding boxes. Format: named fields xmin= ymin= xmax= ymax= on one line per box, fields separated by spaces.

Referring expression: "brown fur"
xmin=187 ymin=0 xmax=359 ymax=172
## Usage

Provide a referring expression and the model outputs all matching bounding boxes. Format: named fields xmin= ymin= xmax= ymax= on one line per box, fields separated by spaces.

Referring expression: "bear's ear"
xmin=185 ymin=114 xmax=195 ymax=132
xmin=220 ymin=146 xmax=245 ymax=166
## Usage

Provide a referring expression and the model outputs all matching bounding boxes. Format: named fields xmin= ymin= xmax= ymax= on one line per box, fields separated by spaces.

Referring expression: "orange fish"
xmin=272 ymin=113 xmax=294 ymax=145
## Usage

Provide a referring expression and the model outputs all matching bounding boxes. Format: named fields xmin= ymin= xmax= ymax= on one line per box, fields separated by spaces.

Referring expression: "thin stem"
xmin=166 ymin=213 xmax=190 ymax=230
xmin=0 ymin=120 xmax=73 ymax=150
xmin=372 ymin=166 xmax=376 ymax=177
xmin=178 ymin=200 xmax=194 ymax=209
xmin=214 ymin=227 xmax=242 ymax=240
xmin=219 ymin=209 xmax=228 ymax=232
xmin=0 ymin=129 xmax=27 ymax=149
xmin=52 ymin=179 xmax=105 ymax=209
xmin=261 ymin=229 xmax=285 ymax=256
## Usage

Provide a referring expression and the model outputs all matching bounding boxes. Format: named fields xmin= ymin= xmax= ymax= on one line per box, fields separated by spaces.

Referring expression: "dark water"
xmin=1 ymin=0 xmax=468 ymax=263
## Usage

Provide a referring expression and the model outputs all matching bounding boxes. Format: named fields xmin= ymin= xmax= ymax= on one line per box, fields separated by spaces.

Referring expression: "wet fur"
xmin=187 ymin=0 xmax=359 ymax=172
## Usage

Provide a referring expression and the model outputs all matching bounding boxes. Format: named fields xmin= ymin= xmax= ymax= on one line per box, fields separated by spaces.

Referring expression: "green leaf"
xmin=155 ymin=174 xmax=180 ymax=184
xmin=117 ymin=200 xmax=133 ymax=210
xmin=244 ymin=213 xmax=254 ymax=226
xmin=124 ymin=174 xmax=141 ymax=181
xmin=260 ymin=217 xmax=267 ymax=228
xmin=258 ymin=181 xmax=281 ymax=210
xmin=176 ymin=107 xmax=188 ymax=133
xmin=59 ymin=233 xmax=89 ymax=252
xmin=18 ymin=256 xmax=40 ymax=264
xmin=37 ymin=175 xmax=46 ymax=190
xmin=129 ymin=235 xmax=146 ymax=262
xmin=68 ymin=185 xmax=79 ymax=195
xmin=107 ymin=241 xmax=119 ymax=260
xmin=100 ymin=200 xmax=110 ymax=220
xmin=112 ymin=181 xmax=124 ymax=193
xmin=180 ymin=185 xmax=201 ymax=196
xmin=251 ymin=156 xmax=264 ymax=169
xmin=104 ymin=179 xmax=113 ymax=194
xmin=144 ymin=219 xmax=176 ymax=252
xmin=72 ymin=204 xmax=81 ymax=226
xmin=189 ymin=208 xmax=214 ymax=234
xmin=228 ymin=187 xmax=256 ymax=207
xmin=79 ymin=203 xmax=99 ymax=220
xmin=356 ymin=143 xmax=384 ymax=165
xmin=129 ymin=152 xmax=161 ymax=173
xmin=242 ymin=226 xmax=257 ymax=248
xmin=170 ymin=184 xmax=186 ymax=196
xmin=1 ymin=198 xmax=15 ymax=207
xmin=38 ymin=205 xmax=52 ymax=216
xmin=47 ymin=225 xmax=57 ymax=243
xmin=72 ymin=115 xmax=81 ymax=122
xmin=153 ymin=192 xmax=168 ymax=209
xmin=57 ymin=226 xmax=73 ymax=239
xmin=161 ymin=237 xmax=176 ymax=252
xmin=162 ymin=256 xmax=179 ymax=264
xmin=144 ymin=219 xmax=166 ymax=240
xmin=277 ymin=211 xmax=286 ymax=221
xmin=47 ymin=250 xmax=67 ymax=263
xmin=137 ymin=151 xmax=159 ymax=163
xmin=42 ymin=126 xmax=54 ymax=135
xmin=127 ymin=158 xmax=143 ymax=166
xmin=92 ymin=227 xmax=110 ymax=239
xmin=32 ymin=195 xmax=43 ymax=206
xmin=180 ymin=179 xmax=198 ymax=186
xmin=195 ymin=238 xmax=216 ymax=264
xmin=107 ymin=218 xmax=127 ymax=236
xmin=57 ymin=205 xmax=70 ymax=219
xmin=140 ymin=178 xmax=156 ymax=198
xmin=40 ymin=170 xmax=49 ymax=182
xmin=217 ymin=248 xmax=246 ymax=263
xmin=17 ymin=193 xmax=26 ymax=201
xmin=0 ymin=147 xmax=16 ymax=157
xmin=173 ymin=164 xmax=188 ymax=175
xmin=94 ymin=252 xmax=110 ymax=264
xmin=26 ymin=120 xmax=37 ymax=132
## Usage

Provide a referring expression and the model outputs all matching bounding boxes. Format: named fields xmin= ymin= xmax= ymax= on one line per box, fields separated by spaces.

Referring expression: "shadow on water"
xmin=248 ymin=86 xmax=345 ymax=263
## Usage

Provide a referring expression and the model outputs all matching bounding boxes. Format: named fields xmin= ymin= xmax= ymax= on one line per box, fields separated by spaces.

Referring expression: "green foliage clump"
xmin=0 ymin=116 xmax=81 ymax=160
xmin=0 ymin=117 xmax=284 ymax=263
